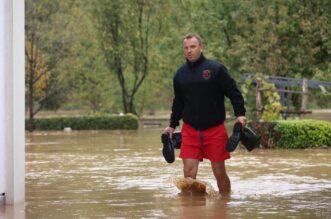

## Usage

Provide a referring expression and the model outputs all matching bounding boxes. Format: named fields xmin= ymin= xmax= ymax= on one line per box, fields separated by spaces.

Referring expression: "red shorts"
xmin=179 ymin=123 xmax=230 ymax=162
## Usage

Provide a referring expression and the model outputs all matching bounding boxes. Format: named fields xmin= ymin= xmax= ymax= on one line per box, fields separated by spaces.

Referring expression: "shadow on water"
xmin=14 ymin=114 xmax=331 ymax=219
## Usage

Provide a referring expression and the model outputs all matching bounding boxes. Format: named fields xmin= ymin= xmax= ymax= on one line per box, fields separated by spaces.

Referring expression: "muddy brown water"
xmin=20 ymin=124 xmax=331 ymax=219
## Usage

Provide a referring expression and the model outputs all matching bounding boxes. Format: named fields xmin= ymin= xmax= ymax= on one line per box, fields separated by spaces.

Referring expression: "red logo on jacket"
xmin=202 ymin=69 xmax=211 ymax=80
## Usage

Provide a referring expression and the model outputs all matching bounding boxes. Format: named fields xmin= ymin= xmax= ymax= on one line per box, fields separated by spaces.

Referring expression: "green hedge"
xmin=26 ymin=114 xmax=139 ymax=131
xmin=274 ymin=120 xmax=331 ymax=149
xmin=250 ymin=120 xmax=331 ymax=149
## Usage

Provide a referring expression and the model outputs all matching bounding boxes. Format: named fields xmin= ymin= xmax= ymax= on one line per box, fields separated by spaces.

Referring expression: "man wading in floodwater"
xmin=164 ymin=33 xmax=246 ymax=195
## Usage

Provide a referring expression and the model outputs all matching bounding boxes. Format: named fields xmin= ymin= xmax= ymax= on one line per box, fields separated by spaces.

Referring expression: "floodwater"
xmin=20 ymin=124 xmax=331 ymax=219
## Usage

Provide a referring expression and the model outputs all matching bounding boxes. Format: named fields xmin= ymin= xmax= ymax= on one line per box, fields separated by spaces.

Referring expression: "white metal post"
xmin=0 ymin=0 xmax=25 ymax=207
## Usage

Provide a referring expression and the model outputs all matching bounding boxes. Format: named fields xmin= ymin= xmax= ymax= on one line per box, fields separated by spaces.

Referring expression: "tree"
xmin=25 ymin=0 xmax=330 ymax=117
xmin=185 ymin=0 xmax=330 ymax=79
xmin=25 ymin=0 xmax=73 ymax=131
xmin=64 ymin=2 xmax=120 ymax=114
xmin=232 ymin=0 xmax=330 ymax=79
xmin=93 ymin=0 xmax=165 ymax=115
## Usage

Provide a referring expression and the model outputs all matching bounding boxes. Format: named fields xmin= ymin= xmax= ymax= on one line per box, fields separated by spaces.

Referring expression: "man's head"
xmin=183 ymin=33 xmax=203 ymax=63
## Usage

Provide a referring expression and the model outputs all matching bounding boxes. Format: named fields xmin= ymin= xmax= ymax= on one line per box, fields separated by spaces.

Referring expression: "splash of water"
xmin=166 ymin=177 xmax=219 ymax=198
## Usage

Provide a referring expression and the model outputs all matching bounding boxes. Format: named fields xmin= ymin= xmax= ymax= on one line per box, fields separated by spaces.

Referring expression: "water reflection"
xmin=166 ymin=195 xmax=229 ymax=219
xmin=22 ymin=126 xmax=331 ymax=218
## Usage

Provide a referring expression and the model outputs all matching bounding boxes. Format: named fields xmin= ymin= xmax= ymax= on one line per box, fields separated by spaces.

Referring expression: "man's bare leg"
xmin=182 ymin=158 xmax=199 ymax=179
xmin=211 ymin=161 xmax=231 ymax=195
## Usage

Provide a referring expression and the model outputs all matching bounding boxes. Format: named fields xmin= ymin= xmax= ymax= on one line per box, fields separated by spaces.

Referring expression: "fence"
xmin=242 ymin=74 xmax=331 ymax=119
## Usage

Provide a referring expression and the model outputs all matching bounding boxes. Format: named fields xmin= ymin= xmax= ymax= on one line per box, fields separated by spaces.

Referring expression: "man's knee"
xmin=214 ymin=170 xmax=228 ymax=180
xmin=182 ymin=159 xmax=199 ymax=178
xmin=183 ymin=166 xmax=197 ymax=178
xmin=211 ymin=162 xmax=227 ymax=177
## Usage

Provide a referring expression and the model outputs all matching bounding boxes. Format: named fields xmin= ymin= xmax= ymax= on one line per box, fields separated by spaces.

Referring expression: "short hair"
xmin=183 ymin=33 xmax=203 ymax=45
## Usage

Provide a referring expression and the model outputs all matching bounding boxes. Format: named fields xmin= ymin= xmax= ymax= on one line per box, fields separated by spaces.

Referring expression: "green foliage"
xmin=64 ymin=2 xmax=117 ymax=113
xmin=274 ymin=120 xmax=331 ymax=148
xmin=312 ymin=89 xmax=331 ymax=109
xmin=25 ymin=0 xmax=75 ymax=113
xmin=189 ymin=0 xmax=331 ymax=80
xmin=25 ymin=0 xmax=331 ymax=114
xmin=241 ymin=74 xmax=282 ymax=121
xmin=27 ymin=114 xmax=139 ymax=130
xmin=259 ymin=75 xmax=282 ymax=121
xmin=92 ymin=0 xmax=169 ymax=115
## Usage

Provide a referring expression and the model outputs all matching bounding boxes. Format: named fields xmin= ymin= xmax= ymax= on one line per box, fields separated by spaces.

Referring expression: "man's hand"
xmin=164 ymin=127 xmax=175 ymax=138
xmin=235 ymin=116 xmax=247 ymax=128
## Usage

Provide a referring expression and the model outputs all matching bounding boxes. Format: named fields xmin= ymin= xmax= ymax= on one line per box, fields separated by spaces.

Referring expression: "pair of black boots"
xmin=161 ymin=132 xmax=181 ymax=163
xmin=225 ymin=122 xmax=259 ymax=152
xmin=161 ymin=123 xmax=258 ymax=163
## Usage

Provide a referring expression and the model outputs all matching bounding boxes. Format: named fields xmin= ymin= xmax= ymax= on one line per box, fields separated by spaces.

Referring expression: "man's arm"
xmin=219 ymin=65 xmax=247 ymax=127
xmin=165 ymin=76 xmax=184 ymax=137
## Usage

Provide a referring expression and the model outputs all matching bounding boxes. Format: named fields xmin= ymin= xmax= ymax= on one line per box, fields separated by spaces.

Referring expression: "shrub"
xmin=26 ymin=114 xmax=139 ymax=131
xmin=249 ymin=119 xmax=331 ymax=149
xmin=274 ymin=120 xmax=331 ymax=149
xmin=241 ymin=73 xmax=282 ymax=122
xmin=249 ymin=121 xmax=277 ymax=148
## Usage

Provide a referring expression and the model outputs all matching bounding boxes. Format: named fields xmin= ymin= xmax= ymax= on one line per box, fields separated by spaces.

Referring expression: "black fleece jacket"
xmin=169 ymin=54 xmax=246 ymax=130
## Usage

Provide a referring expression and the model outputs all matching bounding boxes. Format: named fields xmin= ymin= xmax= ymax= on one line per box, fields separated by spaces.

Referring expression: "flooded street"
xmin=23 ymin=126 xmax=331 ymax=219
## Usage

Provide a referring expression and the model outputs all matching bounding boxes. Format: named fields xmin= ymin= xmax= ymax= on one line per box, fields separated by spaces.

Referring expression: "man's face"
xmin=183 ymin=37 xmax=203 ymax=62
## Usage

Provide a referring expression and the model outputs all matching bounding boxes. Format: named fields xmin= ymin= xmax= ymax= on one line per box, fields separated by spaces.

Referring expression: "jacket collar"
xmin=186 ymin=53 xmax=205 ymax=68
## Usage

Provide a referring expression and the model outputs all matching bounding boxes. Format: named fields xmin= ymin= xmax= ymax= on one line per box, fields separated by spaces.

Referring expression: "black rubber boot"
xmin=172 ymin=132 xmax=182 ymax=149
xmin=241 ymin=127 xmax=259 ymax=151
xmin=161 ymin=133 xmax=175 ymax=163
xmin=226 ymin=122 xmax=243 ymax=152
